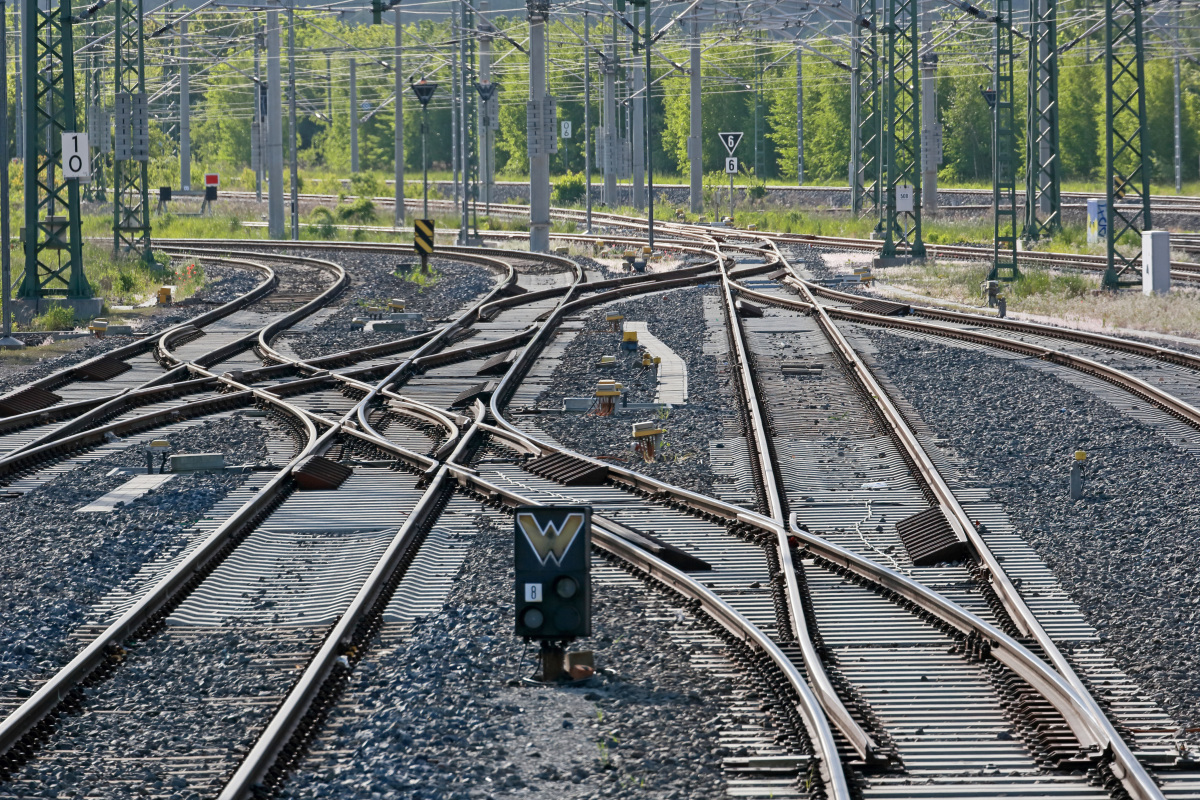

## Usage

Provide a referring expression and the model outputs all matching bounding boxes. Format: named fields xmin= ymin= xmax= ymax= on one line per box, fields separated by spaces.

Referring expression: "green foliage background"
xmin=1 ymin=5 xmax=1197 ymax=195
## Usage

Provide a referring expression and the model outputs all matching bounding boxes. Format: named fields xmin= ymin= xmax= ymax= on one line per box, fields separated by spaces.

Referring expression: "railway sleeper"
xmin=806 ymin=550 xmax=1104 ymax=772
xmin=253 ymin=484 xmax=457 ymax=792
xmin=593 ymin=547 xmax=828 ymax=799
xmin=7 ymin=471 xmax=309 ymax=768
xmin=984 ymin=656 xmax=1096 ymax=772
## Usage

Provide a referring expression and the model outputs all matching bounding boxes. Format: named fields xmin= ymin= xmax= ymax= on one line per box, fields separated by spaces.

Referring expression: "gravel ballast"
xmin=0 ymin=415 xmax=273 ymax=705
xmin=281 ymin=512 xmax=756 ymax=800
xmin=279 ymin=253 xmax=497 ymax=360
xmin=863 ymin=328 xmax=1200 ymax=737
xmin=533 ymin=286 xmax=735 ymax=495
xmin=0 ymin=259 xmax=261 ymax=394
xmin=4 ymin=627 xmax=318 ymax=797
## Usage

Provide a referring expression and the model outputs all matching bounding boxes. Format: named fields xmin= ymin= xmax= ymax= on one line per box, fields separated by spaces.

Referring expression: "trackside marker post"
xmin=413 ymin=219 xmax=435 ymax=274
xmin=720 ymin=132 xmax=743 ymax=223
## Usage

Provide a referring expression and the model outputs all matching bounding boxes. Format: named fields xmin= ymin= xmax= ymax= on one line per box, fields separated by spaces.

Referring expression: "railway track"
xmin=0 ymin=229 xmax=1196 ymax=799
xmin=213 ymin=189 xmax=1200 ymax=283
xmin=0 ymin=238 xmax=834 ymax=799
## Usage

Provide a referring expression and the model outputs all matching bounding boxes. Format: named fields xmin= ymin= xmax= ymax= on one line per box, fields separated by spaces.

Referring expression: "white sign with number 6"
xmin=725 ymin=157 xmax=739 ymax=175
xmin=62 ymin=132 xmax=91 ymax=179
xmin=561 ymin=120 xmax=572 ymax=139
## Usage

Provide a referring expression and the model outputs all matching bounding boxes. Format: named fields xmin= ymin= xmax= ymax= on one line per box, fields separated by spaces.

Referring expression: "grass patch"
xmin=391 ymin=265 xmax=442 ymax=289
xmin=5 ymin=232 xmax=206 ymax=321
xmin=0 ymin=337 xmax=88 ymax=369
xmin=77 ymin=243 xmax=205 ymax=308
xmin=874 ymin=259 xmax=1200 ymax=339
xmin=31 ymin=305 xmax=76 ymax=331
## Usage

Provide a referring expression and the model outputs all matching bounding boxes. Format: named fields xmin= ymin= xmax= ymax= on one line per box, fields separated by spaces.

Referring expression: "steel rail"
xmin=743 ymin=229 xmax=1200 ymax=281
xmin=146 ymin=240 xmax=523 ymax=449
xmin=208 ymin=183 xmax=1200 ymax=211
xmin=217 ymin=401 xmax=486 ymax=799
xmin=798 ymin=276 xmax=1200 ymax=371
xmin=479 ymin=375 xmax=1125 ymax=761
xmin=0 ymin=239 xmax=591 ymax=767
xmin=146 ymin=248 xmax=350 ymax=370
xmin=762 ymin=241 xmax=1167 ymax=800
xmin=729 ymin=279 xmax=1200 ymax=435
xmin=475 ymin=240 xmax=863 ymax=798
xmin=715 ymin=250 xmax=880 ymax=763
xmin=219 ymin=243 xmax=605 ymax=795
xmin=0 ymin=255 xmax=277 ymax=414
xmin=193 ymin=187 xmax=1200 ymax=280
xmin=0 ymin=243 xmax=534 ymax=757
xmin=351 ymin=246 xmax=577 ymax=449
xmin=0 ymin=391 xmax=324 ymax=760
xmin=468 ymin=235 xmax=1167 ymax=800
xmin=7 ymin=253 xmax=340 ymax=460
xmin=0 ymin=300 xmax=473 ymax=761
xmin=0 ymin=254 xmax=280 ymax=458
xmin=476 ymin=307 xmax=1143 ymax=792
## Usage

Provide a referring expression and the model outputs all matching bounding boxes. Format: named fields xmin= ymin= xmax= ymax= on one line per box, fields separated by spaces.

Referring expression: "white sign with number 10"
xmin=62 ymin=133 xmax=91 ymax=179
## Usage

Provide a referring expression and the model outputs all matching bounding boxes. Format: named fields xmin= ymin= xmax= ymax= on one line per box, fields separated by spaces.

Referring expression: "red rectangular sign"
xmin=204 ymin=173 xmax=219 ymax=187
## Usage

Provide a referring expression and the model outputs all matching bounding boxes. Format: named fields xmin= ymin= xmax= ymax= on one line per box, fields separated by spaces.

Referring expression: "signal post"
xmin=514 ymin=506 xmax=593 ymax=682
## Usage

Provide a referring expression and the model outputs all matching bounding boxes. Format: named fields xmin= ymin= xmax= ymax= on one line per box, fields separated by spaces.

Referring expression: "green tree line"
xmin=2 ymin=6 xmax=1197 ymax=191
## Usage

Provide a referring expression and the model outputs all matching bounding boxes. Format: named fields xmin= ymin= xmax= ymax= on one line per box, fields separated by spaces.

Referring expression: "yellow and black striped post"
xmin=414 ymin=219 xmax=435 ymax=272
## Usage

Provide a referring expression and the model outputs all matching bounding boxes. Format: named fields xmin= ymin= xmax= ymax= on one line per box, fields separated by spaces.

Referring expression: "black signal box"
xmin=514 ymin=505 xmax=592 ymax=640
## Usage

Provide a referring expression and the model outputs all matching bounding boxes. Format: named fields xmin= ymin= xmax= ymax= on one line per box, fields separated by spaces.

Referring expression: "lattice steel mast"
xmin=1102 ymin=0 xmax=1151 ymax=289
xmin=989 ymin=0 xmax=1018 ymax=281
xmin=881 ymin=0 xmax=925 ymax=258
xmin=112 ymin=0 xmax=151 ymax=260
xmin=20 ymin=0 xmax=89 ymax=301
xmin=851 ymin=0 xmax=881 ymax=226
xmin=1024 ymin=0 xmax=1060 ymax=239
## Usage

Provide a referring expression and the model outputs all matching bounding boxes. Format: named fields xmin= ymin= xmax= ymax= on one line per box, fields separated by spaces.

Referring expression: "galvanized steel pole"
xmin=394 ymin=8 xmax=405 ymax=225
xmin=13 ymin=0 xmax=20 ymax=161
xmin=349 ymin=57 xmax=359 ymax=173
xmin=584 ymin=8 xmax=593 ymax=231
xmin=920 ymin=0 xmax=937 ymax=211
xmin=631 ymin=8 xmax=645 ymax=211
xmin=796 ymin=44 xmax=804 ymax=186
xmin=267 ymin=9 xmax=284 ymax=239
xmin=288 ymin=1 xmax=299 ymax=239
xmin=602 ymin=12 xmax=616 ymax=205
xmin=0 ymin=0 xmax=16 ymax=345
xmin=644 ymin=0 xmax=654 ymax=248
xmin=1174 ymin=18 xmax=1182 ymax=194
xmin=460 ymin=0 xmax=470 ymax=244
xmin=528 ymin=0 xmax=550 ymax=251
xmin=689 ymin=4 xmax=701 ymax=212
xmin=179 ymin=20 xmax=190 ymax=191
xmin=479 ymin=0 xmax=493 ymax=211
xmin=254 ymin=29 xmax=263 ymax=202
xmin=451 ymin=44 xmax=459 ymax=206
